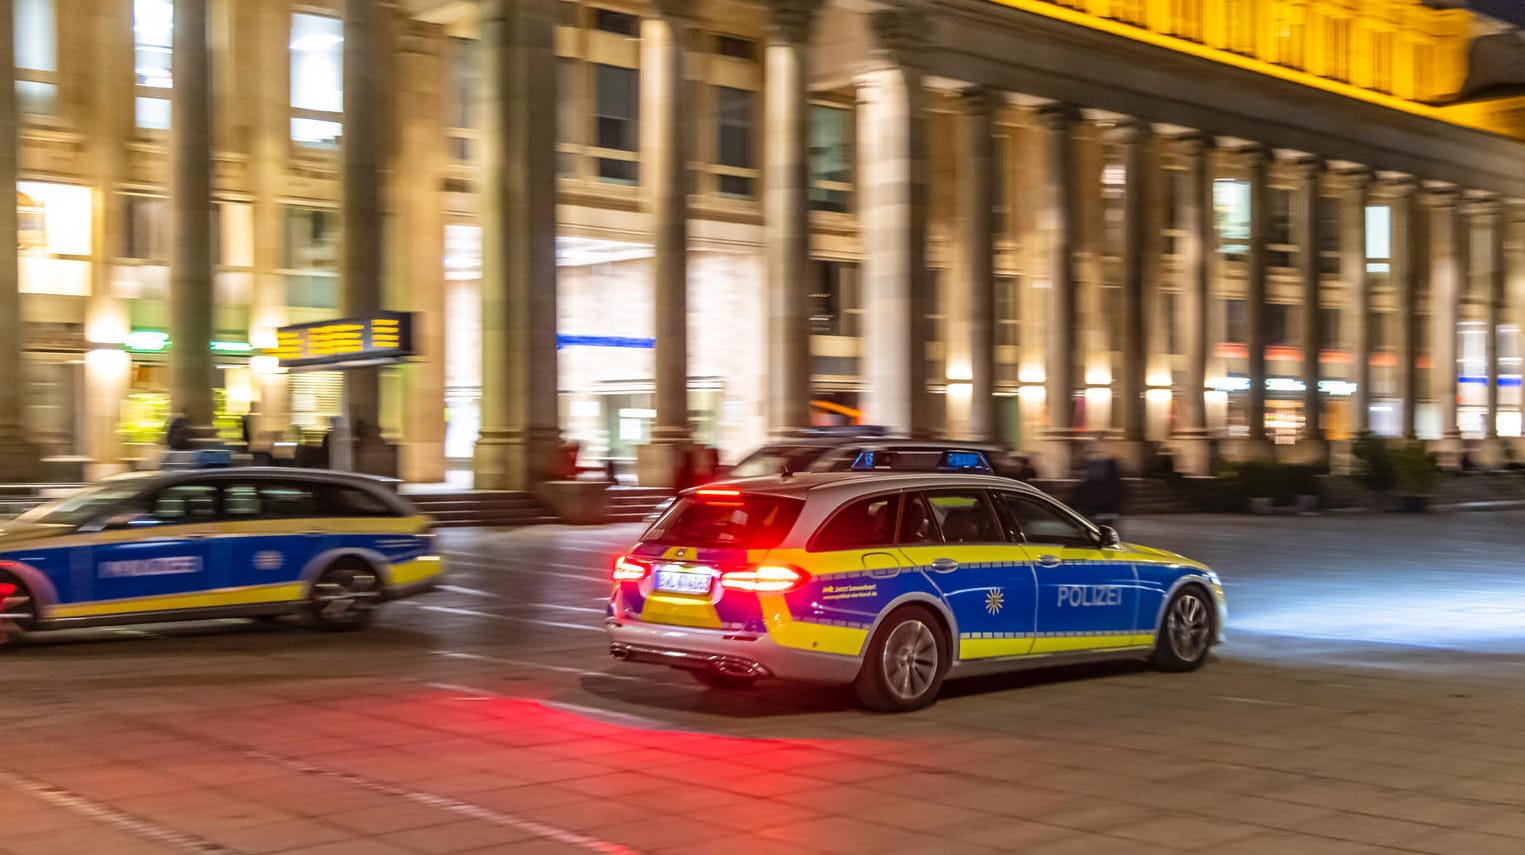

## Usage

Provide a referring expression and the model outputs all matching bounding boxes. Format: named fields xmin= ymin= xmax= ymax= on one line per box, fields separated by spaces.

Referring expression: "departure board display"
xmin=273 ymin=312 xmax=414 ymax=368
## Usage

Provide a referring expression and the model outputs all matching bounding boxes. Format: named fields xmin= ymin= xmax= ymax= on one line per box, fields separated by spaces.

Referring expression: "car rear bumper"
xmin=606 ymin=619 xmax=861 ymax=684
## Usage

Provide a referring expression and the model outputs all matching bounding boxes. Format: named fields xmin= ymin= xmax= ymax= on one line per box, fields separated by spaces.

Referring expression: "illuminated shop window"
xmin=290 ymin=13 xmax=343 ymax=148
xmin=17 ymin=181 xmax=91 ymax=296
xmin=134 ymin=0 xmax=173 ymax=129
xmin=15 ymin=0 xmax=57 ymax=115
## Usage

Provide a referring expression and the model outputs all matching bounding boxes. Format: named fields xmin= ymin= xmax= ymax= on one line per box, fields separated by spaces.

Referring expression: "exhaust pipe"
xmin=609 ymin=644 xmax=630 ymax=661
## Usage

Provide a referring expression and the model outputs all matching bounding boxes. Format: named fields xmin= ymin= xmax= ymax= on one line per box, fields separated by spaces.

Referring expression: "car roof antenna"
xmin=780 ymin=460 xmax=794 ymax=480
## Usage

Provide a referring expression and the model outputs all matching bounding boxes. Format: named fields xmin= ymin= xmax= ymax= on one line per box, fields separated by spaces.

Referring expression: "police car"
xmin=0 ymin=468 xmax=444 ymax=645
xmin=608 ymin=472 xmax=1225 ymax=711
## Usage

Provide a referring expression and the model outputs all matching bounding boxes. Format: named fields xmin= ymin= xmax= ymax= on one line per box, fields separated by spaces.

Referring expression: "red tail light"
xmin=695 ymin=488 xmax=741 ymax=497
xmin=0 ymin=583 xmax=14 ymax=601
xmin=719 ymin=565 xmax=809 ymax=593
xmin=613 ymin=555 xmax=652 ymax=582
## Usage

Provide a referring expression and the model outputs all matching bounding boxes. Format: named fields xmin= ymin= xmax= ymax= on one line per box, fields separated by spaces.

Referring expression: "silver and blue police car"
xmin=608 ymin=471 xmax=1226 ymax=712
xmin=0 ymin=468 xmax=444 ymax=645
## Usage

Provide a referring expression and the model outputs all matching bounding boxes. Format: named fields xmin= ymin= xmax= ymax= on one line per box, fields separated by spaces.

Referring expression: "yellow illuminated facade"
xmin=1007 ymin=0 xmax=1516 ymax=136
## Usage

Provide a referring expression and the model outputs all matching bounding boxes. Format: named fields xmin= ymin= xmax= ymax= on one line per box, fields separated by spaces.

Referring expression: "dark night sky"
xmin=1466 ymin=0 xmax=1525 ymax=27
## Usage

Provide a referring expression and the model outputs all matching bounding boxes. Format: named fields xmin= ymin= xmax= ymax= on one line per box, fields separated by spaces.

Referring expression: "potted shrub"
xmin=1391 ymin=442 xmax=1440 ymax=513
xmin=1351 ymin=434 xmax=1397 ymax=510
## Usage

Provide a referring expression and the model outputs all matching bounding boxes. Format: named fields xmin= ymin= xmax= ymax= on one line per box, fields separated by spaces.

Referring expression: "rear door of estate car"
xmin=893 ymin=490 xmax=1038 ymax=660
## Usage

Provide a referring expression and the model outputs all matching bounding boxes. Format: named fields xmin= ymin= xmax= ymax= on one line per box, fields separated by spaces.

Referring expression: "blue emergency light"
xmin=938 ymin=450 xmax=993 ymax=473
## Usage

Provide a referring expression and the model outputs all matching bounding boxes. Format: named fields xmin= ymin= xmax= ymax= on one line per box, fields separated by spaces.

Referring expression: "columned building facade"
xmin=5 ymin=0 xmax=1525 ymax=483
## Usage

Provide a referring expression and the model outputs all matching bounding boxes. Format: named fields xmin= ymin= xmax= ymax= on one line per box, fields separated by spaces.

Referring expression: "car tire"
xmin=689 ymin=669 xmax=757 ymax=691
xmin=853 ymin=605 xmax=948 ymax=713
xmin=1150 ymin=585 xmax=1214 ymax=673
xmin=308 ymin=558 xmax=381 ymax=632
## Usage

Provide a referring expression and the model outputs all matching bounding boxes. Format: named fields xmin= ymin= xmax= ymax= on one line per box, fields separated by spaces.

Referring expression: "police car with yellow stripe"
xmin=608 ymin=469 xmax=1225 ymax=711
xmin=0 ymin=468 xmax=444 ymax=644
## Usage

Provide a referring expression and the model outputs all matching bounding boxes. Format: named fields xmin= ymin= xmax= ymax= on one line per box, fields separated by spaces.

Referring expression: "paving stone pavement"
xmin=4 ymin=512 xmax=1525 ymax=853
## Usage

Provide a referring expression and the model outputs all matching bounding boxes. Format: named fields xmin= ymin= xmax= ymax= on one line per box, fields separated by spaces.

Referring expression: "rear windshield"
xmin=642 ymin=494 xmax=804 ymax=550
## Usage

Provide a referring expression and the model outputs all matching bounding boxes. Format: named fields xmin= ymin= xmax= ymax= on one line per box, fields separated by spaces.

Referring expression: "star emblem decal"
xmin=985 ymin=588 xmax=1004 ymax=615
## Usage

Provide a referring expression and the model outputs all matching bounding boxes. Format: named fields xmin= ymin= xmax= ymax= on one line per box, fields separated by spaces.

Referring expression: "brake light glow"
xmin=0 ymin=583 xmax=14 ymax=601
xmin=695 ymin=488 xmax=742 ymax=497
xmin=613 ymin=555 xmax=652 ymax=582
xmin=719 ymin=565 xmax=809 ymax=593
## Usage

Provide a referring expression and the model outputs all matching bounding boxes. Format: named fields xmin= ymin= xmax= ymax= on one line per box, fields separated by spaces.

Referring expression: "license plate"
xmin=655 ymin=567 xmax=712 ymax=595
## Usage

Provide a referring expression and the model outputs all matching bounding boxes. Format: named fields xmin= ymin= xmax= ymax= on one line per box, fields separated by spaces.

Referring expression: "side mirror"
xmin=1098 ymin=525 xmax=1120 ymax=548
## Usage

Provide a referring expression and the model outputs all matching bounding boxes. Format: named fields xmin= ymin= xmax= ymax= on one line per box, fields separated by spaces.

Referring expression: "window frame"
xmin=15 ymin=0 xmax=60 ymax=118
xmin=992 ymin=490 xmax=1101 ymax=549
xmin=915 ymin=489 xmax=1008 ymax=546
xmin=133 ymin=0 xmax=174 ymax=132
xmin=809 ymin=101 xmax=854 ymax=214
xmin=806 ymin=491 xmax=902 ymax=553
xmin=289 ymin=11 xmax=345 ymax=150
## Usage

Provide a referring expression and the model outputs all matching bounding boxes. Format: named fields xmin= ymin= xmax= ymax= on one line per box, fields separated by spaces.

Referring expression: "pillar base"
xmin=1426 ymin=435 xmax=1464 ymax=471
xmin=473 ymin=428 xmax=562 ymax=491
xmin=1218 ymin=437 xmax=1275 ymax=463
xmin=1091 ymin=439 xmax=1150 ymax=477
xmin=1278 ymin=439 xmax=1329 ymax=467
xmin=1473 ymin=437 xmax=1509 ymax=470
xmin=1036 ymin=430 xmax=1087 ymax=479
xmin=1168 ymin=433 xmax=1213 ymax=476
xmin=635 ymin=441 xmax=688 ymax=489
xmin=0 ymin=439 xmax=43 ymax=482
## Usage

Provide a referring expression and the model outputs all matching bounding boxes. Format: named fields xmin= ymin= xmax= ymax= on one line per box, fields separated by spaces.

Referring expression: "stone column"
xmin=1390 ymin=179 xmax=1421 ymax=440
xmin=1116 ymin=119 xmax=1151 ymax=448
xmin=1484 ymin=200 xmax=1504 ymax=440
xmin=1173 ymin=133 xmax=1213 ymax=474
xmin=170 ymin=0 xmax=217 ymax=442
xmin=946 ymin=87 xmax=998 ymax=442
xmin=388 ymin=19 xmax=448 ymax=482
xmin=1341 ymin=168 xmax=1372 ymax=435
xmin=1038 ymin=104 xmax=1079 ymax=475
xmin=473 ymin=0 xmax=561 ymax=490
xmin=250 ymin=0 xmax=290 ymax=439
xmin=763 ymin=0 xmax=821 ymax=436
xmin=635 ymin=0 xmax=692 ymax=486
xmin=1244 ymin=146 xmax=1269 ymax=443
xmin=1428 ymin=189 xmax=1462 ymax=442
xmin=1294 ymin=158 xmax=1324 ymax=445
xmin=342 ymin=0 xmax=385 ymax=433
xmin=858 ymin=7 xmax=930 ymax=437
xmin=81 ymin=0 xmax=136 ymax=478
xmin=0 ymin=0 xmax=35 ymax=476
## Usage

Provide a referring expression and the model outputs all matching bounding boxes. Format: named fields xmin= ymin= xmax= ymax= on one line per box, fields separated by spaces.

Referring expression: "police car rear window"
xmin=643 ymin=494 xmax=804 ymax=550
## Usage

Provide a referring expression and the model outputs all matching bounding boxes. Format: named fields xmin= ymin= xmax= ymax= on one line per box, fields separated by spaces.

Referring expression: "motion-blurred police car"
xmin=0 ymin=468 xmax=443 ymax=645
xmin=608 ymin=471 xmax=1225 ymax=711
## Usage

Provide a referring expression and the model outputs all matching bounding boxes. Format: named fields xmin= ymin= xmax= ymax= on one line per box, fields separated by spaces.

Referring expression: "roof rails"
xmin=791 ymin=425 xmax=891 ymax=438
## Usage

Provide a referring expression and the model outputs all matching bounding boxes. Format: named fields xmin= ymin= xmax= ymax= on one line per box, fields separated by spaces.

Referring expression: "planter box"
xmin=536 ymin=481 xmax=611 ymax=525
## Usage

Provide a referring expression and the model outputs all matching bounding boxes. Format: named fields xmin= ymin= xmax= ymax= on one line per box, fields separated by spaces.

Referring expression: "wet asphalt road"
xmin=5 ymin=513 xmax=1525 ymax=854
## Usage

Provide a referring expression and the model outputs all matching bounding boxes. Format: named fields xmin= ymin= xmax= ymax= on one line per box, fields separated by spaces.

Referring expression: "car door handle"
xmin=930 ymin=557 xmax=959 ymax=573
xmin=1036 ymin=554 xmax=1062 ymax=568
